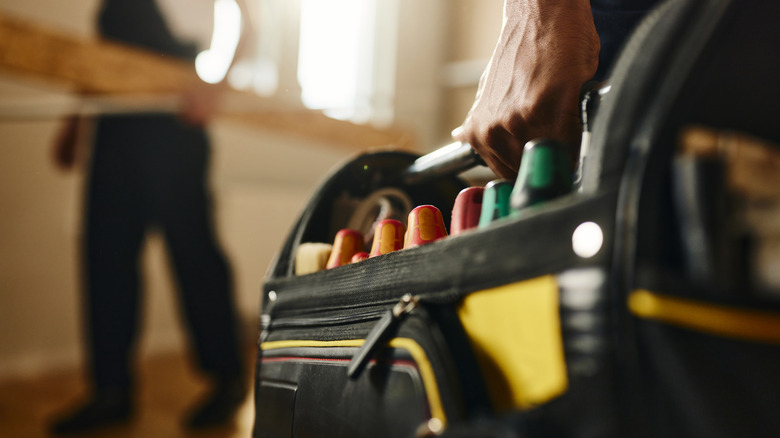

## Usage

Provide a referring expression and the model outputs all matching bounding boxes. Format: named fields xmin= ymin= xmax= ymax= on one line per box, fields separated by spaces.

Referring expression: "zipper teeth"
xmin=271 ymin=288 xmax=461 ymax=312
xmin=268 ymin=309 xmax=386 ymax=329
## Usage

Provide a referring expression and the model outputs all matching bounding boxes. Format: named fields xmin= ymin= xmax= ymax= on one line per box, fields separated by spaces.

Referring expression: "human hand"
xmin=454 ymin=0 xmax=600 ymax=180
xmin=52 ymin=115 xmax=81 ymax=171
xmin=180 ymin=80 xmax=225 ymax=126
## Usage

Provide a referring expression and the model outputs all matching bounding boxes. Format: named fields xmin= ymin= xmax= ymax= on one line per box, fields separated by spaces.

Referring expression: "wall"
xmin=440 ymin=0 xmax=503 ymax=139
xmin=393 ymin=0 xmax=504 ymax=152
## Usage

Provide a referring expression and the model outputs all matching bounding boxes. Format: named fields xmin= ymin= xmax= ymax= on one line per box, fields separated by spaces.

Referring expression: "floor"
xmin=0 ymin=347 xmax=257 ymax=438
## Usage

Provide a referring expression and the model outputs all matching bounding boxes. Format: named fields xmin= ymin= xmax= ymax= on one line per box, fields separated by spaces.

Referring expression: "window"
xmin=297 ymin=0 xmax=398 ymax=125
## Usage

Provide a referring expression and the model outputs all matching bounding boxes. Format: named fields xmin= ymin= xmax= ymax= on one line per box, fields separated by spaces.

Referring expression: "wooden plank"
xmin=0 ymin=12 xmax=417 ymax=150
xmin=222 ymin=109 xmax=417 ymax=151
xmin=0 ymin=12 xmax=193 ymax=94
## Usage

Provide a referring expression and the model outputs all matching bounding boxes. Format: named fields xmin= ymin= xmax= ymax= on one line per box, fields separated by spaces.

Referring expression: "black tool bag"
xmin=253 ymin=0 xmax=780 ymax=437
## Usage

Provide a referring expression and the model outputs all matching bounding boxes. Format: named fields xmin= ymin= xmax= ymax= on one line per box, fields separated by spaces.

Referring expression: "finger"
xmin=486 ymin=125 xmax=526 ymax=179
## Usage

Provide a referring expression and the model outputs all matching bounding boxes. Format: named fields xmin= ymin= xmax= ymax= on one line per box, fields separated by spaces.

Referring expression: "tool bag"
xmin=253 ymin=0 xmax=780 ymax=436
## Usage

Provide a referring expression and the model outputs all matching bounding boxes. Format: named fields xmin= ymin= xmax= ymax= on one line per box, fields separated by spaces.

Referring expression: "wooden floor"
xmin=0 ymin=347 xmax=256 ymax=438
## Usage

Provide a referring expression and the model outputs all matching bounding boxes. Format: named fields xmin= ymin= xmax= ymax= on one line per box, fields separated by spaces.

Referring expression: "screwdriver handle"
xmin=401 ymin=141 xmax=484 ymax=186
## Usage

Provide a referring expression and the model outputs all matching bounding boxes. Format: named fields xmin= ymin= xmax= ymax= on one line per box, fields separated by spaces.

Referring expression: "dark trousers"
xmin=84 ymin=114 xmax=242 ymax=391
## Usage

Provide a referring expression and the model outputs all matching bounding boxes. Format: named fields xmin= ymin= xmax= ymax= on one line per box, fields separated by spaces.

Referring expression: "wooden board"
xmin=0 ymin=12 xmax=417 ymax=151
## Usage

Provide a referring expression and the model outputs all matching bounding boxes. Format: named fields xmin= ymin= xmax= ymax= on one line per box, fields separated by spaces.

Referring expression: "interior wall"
xmin=439 ymin=0 xmax=503 ymax=140
xmin=392 ymin=0 xmax=447 ymax=151
xmin=0 ymin=0 xmax=98 ymax=35
xmin=0 ymin=0 xmax=96 ymax=381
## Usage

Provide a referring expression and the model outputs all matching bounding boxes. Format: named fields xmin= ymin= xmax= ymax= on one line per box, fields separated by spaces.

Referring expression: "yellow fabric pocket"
xmin=457 ymin=275 xmax=567 ymax=411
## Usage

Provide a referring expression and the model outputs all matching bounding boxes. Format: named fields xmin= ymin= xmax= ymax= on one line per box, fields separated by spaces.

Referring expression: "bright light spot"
xmin=196 ymin=0 xmax=242 ymax=84
xmin=561 ymin=287 xmax=600 ymax=309
xmin=572 ymin=222 xmax=603 ymax=258
xmin=227 ymin=60 xmax=254 ymax=90
xmin=298 ymin=0 xmax=371 ymax=119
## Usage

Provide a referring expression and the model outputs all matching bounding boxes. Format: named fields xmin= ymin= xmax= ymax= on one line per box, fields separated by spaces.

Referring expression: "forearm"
xmin=497 ymin=0 xmax=599 ymax=96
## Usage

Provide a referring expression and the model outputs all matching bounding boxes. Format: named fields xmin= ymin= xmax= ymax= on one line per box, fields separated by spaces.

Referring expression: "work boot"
xmin=184 ymin=376 xmax=247 ymax=430
xmin=48 ymin=388 xmax=133 ymax=435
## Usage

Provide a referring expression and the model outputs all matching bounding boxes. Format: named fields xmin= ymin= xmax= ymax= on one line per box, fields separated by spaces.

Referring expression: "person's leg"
xmin=85 ymin=141 xmax=147 ymax=393
xmin=51 ymin=117 xmax=148 ymax=435
xmin=152 ymin=119 xmax=245 ymax=428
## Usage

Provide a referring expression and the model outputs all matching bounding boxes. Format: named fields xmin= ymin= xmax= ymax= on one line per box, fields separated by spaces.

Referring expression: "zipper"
xmin=260 ymin=287 xmax=399 ymax=342
xmin=268 ymin=309 xmax=386 ymax=330
xmin=261 ymin=306 xmax=386 ymax=343
xmin=347 ymin=294 xmax=420 ymax=378
xmin=261 ymin=286 xmax=464 ymax=372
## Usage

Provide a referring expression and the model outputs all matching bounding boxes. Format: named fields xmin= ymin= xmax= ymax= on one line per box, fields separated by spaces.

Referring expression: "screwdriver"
xmin=510 ymin=139 xmax=573 ymax=215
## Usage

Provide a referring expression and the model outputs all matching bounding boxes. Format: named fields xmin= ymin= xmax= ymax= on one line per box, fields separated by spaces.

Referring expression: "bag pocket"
xmin=255 ymin=292 xmax=489 ymax=438
xmin=626 ymin=272 xmax=780 ymax=438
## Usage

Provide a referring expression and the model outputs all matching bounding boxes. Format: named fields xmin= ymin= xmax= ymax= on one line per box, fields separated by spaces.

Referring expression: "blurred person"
xmin=455 ymin=0 xmax=662 ymax=180
xmin=48 ymin=0 xmax=251 ymax=434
